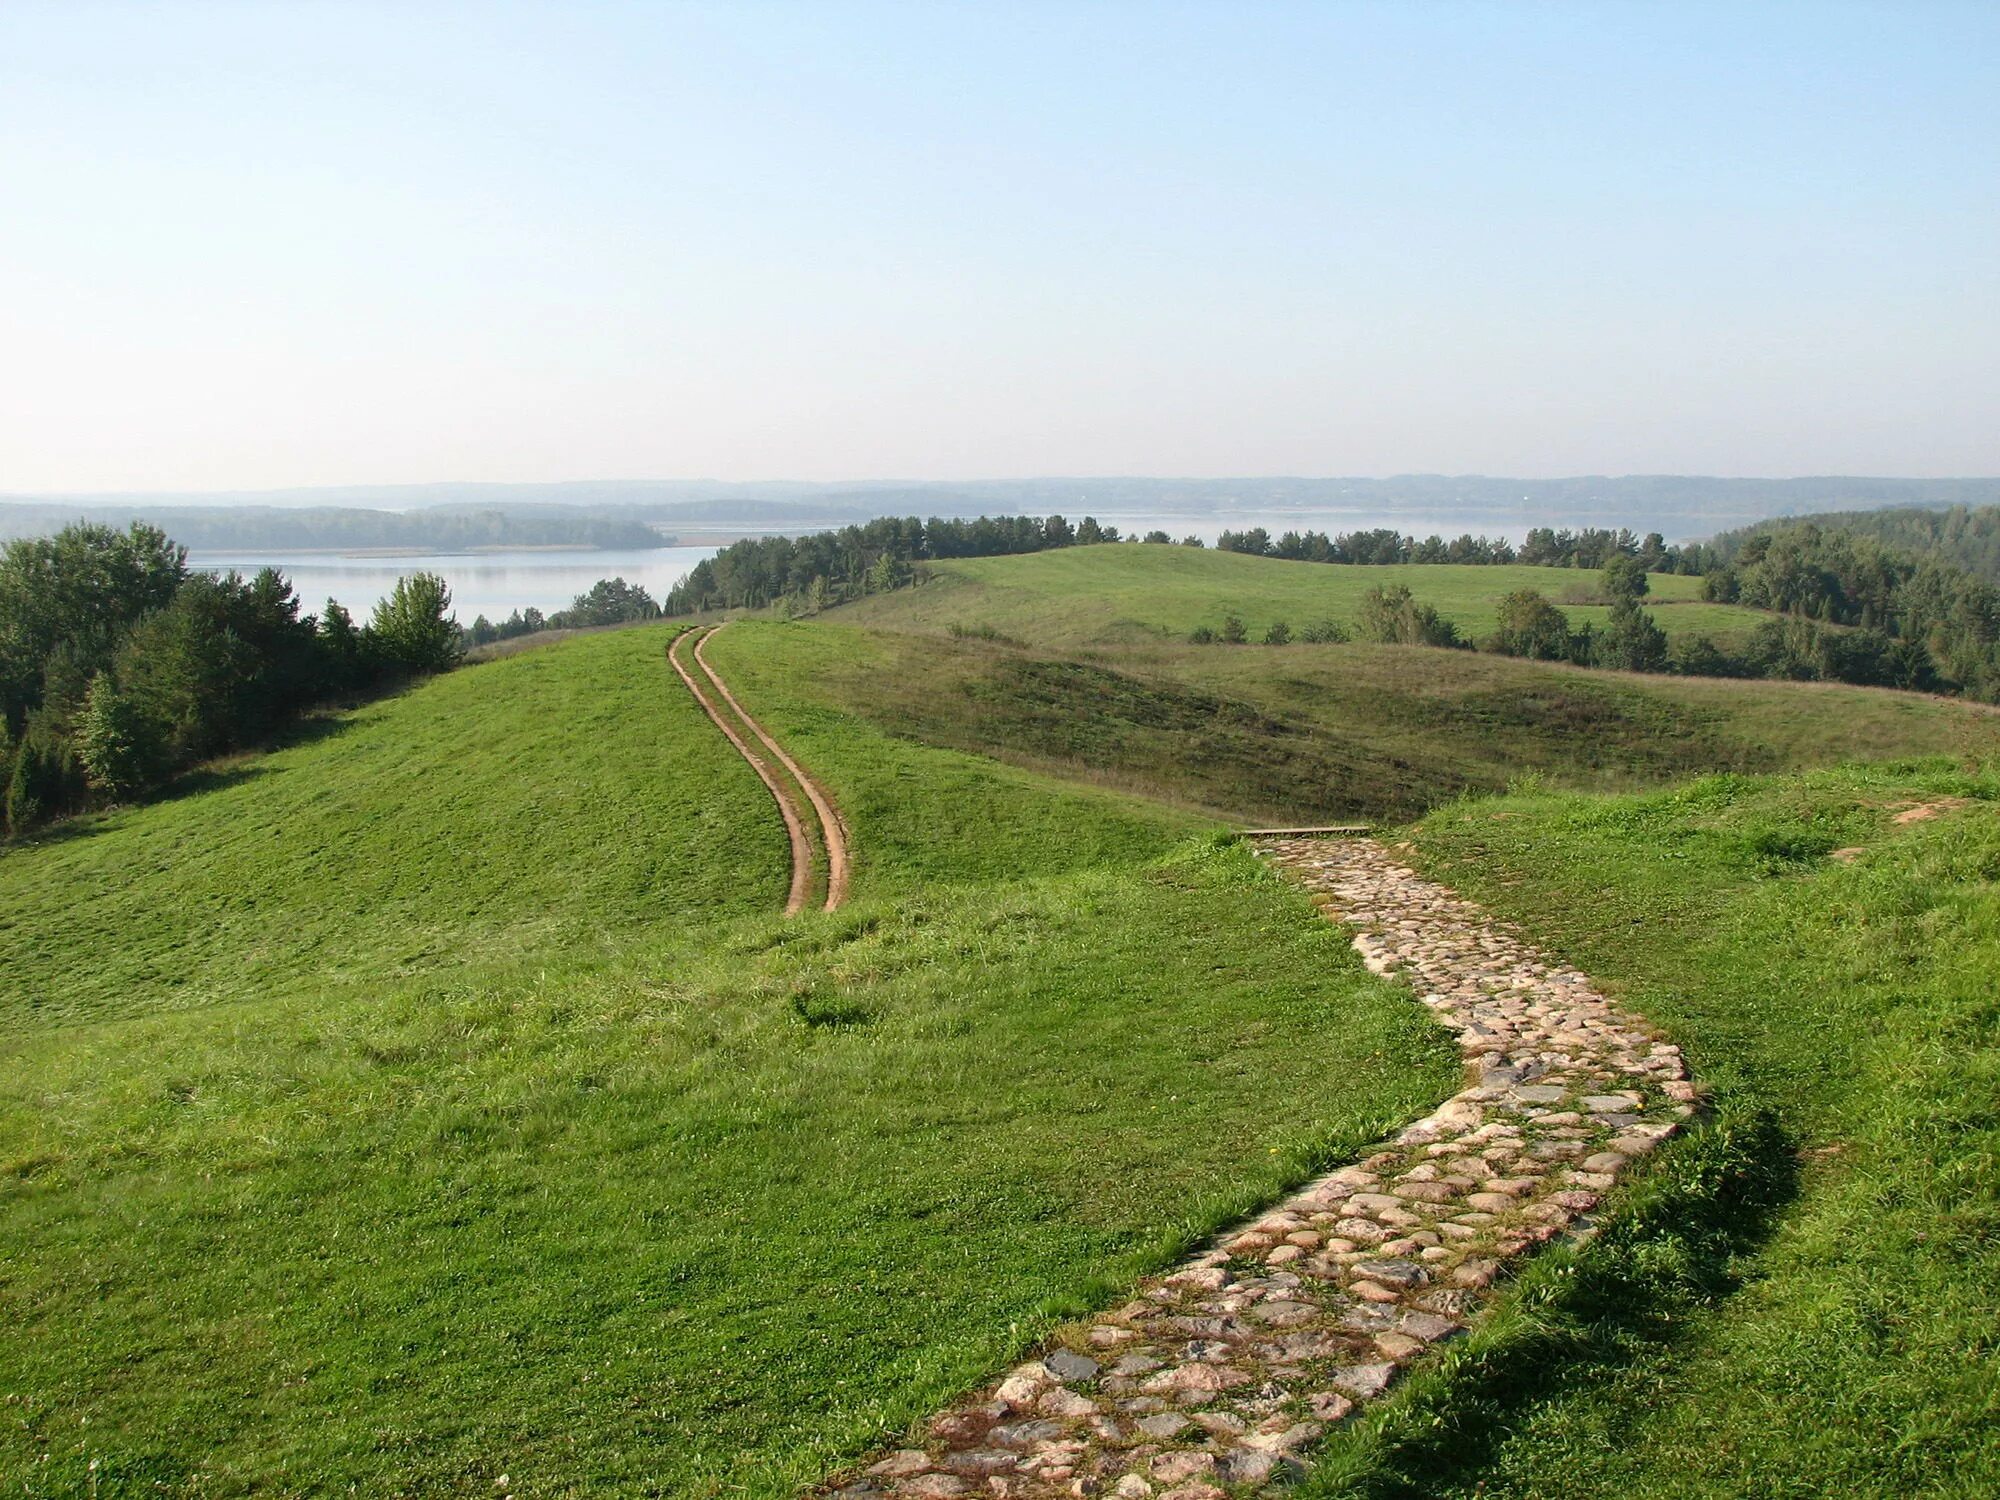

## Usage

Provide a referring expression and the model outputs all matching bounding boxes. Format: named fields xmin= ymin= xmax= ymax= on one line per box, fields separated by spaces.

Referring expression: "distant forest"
xmin=0 ymin=504 xmax=667 ymax=552
xmin=1714 ymin=504 xmax=2000 ymax=587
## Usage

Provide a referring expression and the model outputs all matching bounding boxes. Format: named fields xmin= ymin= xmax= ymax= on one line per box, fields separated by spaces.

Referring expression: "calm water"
xmin=190 ymin=545 xmax=718 ymax=623
xmin=189 ymin=510 xmax=1550 ymax=624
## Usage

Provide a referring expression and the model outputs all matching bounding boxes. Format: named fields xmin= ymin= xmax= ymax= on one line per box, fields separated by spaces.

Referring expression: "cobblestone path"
xmin=825 ymin=835 xmax=1697 ymax=1498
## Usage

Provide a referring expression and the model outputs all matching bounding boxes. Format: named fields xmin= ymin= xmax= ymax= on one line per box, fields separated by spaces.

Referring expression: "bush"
xmin=1667 ymin=634 xmax=1741 ymax=679
xmin=1220 ymin=614 xmax=1248 ymax=644
xmin=1592 ymin=599 xmax=1670 ymax=673
xmin=1263 ymin=621 xmax=1292 ymax=646
xmin=1299 ymin=618 xmax=1349 ymax=644
xmin=4 ymin=727 xmax=86 ymax=835
xmin=1187 ymin=625 xmax=1217 ymax=645
xmin=1356 ymin=585 xmax=1464 ymax=648
xmin=1487 ymin=588 xmax=1580 ymax=661
xmin=1602 ymin=555 xmax=1652 ymax=602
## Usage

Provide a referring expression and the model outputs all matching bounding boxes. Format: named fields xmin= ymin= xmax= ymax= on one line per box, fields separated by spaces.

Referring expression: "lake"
xmin=188 ymin=510 xmax=1553 ymax=624
xmin=190 ymin=544 xmax=718 ymax=623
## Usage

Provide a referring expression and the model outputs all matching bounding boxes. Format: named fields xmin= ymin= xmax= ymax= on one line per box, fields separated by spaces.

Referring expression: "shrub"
xmin=1356 ymin=585 xmax=1464 ymax=648
xmin=1299 ymin=619 xmax=1349 ymax=644
xmin=1488 ymin=588 xmax=1579 ymax=661
xmin=1603 ymin=554 xmax=1652 ymax=602
xmin=1220 ymin=614 xmax=1249 ymax=645
xmin=1668 ymin=634 xmax=1741 ymax=679
xmin=1263 ymin=621 xmax=1292 ymax=646
xmin=1593 ymin=599 xmax=1671 ymax=673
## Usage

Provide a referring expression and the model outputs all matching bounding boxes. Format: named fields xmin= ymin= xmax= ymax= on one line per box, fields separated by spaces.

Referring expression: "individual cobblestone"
xmin=822 ymin=836 xmax=1697 ymax=1497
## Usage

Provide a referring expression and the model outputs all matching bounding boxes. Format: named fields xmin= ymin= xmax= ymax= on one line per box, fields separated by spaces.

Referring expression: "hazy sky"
xmin=3 ymin=1 xmax=1997 ymax=492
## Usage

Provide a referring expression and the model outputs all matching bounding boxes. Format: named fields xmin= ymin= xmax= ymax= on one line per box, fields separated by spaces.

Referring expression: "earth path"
xmin=827 ymin=835 xmax=1697 ymax=1498
xmin=666 ymin=625 xmax=816 ymax=916
xmin=691 ymin=624 xmax=851 ymax=911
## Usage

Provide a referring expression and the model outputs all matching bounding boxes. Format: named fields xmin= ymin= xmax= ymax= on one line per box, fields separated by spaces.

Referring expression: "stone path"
xmin=824 ymin=835 xmax=1696 ymax=1498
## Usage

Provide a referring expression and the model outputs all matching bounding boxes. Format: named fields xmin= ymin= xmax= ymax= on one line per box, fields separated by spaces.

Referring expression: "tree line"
xmin=664 ymin=514 xmax=1131 ymax=615
xmin=0 ymin=523 xmax=460 ymax=834
xmin=1212 ymin=524 xmax=1716 ymax=573
xmin=1711 ymin=504 xmax=2000 ymax=588
xmin=464 ymin=577 xmax=664 ymax=647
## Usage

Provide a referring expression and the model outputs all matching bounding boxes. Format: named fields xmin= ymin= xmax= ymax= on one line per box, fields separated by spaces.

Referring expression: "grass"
xmin=1296 ymin=760 xmax=2000 ymax=1498
xmin=12 ymin=576 xmax=2000 ymax=1497
xmin=769 ymin=618 xmax=2000 ymax=825
xmin=846 ymin=543 xmax=1774 ymax=648
xmin=0 ymin=621 xmax=1461 ymax=1496
xmin=0 ymin=626 xmax=784 ymax=1034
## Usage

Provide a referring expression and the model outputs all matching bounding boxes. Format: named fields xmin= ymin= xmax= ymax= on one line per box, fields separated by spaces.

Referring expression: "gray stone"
xmin=1351 ymin=1258 xmax=1428 ymax=1288
xmin=1331 ymin=1362 xmax=1397 ymax=1398
xmin=1044 ymin=1350 xmax=1101 ymax=1383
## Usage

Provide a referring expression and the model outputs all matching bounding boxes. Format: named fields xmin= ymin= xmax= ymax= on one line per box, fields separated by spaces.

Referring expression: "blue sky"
xmin=2 ymin=1 xmax=1996 ymax=489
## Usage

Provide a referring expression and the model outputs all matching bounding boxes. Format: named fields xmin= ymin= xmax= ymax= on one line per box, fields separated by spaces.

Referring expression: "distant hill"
xmin=1710 ymin=503 xmax=2000 ymax=585
xmin=9 ymin=475 xmax=2000 ymax=542
xmin=0 ymin=503 xmax=667 ymax=551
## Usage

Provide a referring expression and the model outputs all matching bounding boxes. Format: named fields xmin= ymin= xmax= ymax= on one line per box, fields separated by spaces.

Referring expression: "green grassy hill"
xmin=1299 ymin=762 xmax=2000 ymax=1499
xmin=846 ymin=543 xmax=1774 ymax=648
xmin=0 ymin=628 xmax=784 ymax=1033
xmin=784 ymin=619 xmax=1998 ymax=826
xmin=10 ymin=573 xmax=2000 ymax=1497
xmin=0 ymin=622 xmax=1458 ymax=1496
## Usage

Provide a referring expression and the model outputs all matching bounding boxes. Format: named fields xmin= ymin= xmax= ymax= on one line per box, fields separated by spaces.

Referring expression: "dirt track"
xmin=668 ymin=624 xmax=850 ymax=914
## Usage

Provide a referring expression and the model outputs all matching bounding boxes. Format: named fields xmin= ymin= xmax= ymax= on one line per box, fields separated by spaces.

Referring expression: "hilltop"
xmin=845 ymin=543 xmax=1769 ymax=648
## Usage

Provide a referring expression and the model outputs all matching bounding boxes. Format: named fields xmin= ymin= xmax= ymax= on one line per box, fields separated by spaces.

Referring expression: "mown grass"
xmin=0 ymin=627 xmax=784 ymax=1033
xmin=0 ymin=622 xmax=1460 ymax=1495
xmin=846 ymin=543 xmax=1772 ymax=648
xmin=768 ymin=619 xmax=2000 ymax=825
xmin=1297 ymin=760 xmax=2000 ymax=1498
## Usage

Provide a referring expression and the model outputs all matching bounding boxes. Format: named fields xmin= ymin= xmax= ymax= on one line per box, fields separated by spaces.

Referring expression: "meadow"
xmin=0 ymin=622 xmax=1459 ymax=1495
xmin=845 ymin=543 xmax=1774 ymax=649
xmin=9 ymin=554 xmax=1999 ymax=1497
xmin=780 ymin=617 xmax=1999 ymax=824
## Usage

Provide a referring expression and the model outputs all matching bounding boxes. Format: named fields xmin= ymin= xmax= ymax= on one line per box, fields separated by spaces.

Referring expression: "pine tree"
xmin=367 ymin=573 xmax=462 ymax=675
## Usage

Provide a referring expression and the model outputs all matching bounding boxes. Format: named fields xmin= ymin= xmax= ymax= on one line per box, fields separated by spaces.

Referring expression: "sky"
xmin=2 ymin=1 xmax=1997 ymax=493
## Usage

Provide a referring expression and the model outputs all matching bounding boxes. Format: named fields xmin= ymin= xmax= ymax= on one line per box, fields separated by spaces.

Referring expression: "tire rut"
xmin=668 ymin=623 xmax=850 ymax=915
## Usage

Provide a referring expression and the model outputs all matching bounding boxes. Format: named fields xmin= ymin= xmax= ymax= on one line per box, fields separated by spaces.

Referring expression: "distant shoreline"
xmin=187 ymin=542 xmax=685 ymax=560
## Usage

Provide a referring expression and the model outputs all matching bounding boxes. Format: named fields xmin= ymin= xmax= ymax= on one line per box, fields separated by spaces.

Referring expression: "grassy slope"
xmin=0 ymin=627 xmax=782 ymax=1033
xmin=779 ymin=619 xmax=2000 ymax=825
xmin=0 ymin=622 xmax=1459 ymax=1496
xmin=847 ymin=544 xmax=1773 ymax=648
xmin=1304 ymin=763 xmax=2000 ymax=1498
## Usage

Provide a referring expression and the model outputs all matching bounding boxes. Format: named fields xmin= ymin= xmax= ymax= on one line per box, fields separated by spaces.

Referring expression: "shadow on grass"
xmin=1306 ymin=1106 xmax=1799 ymax=1498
